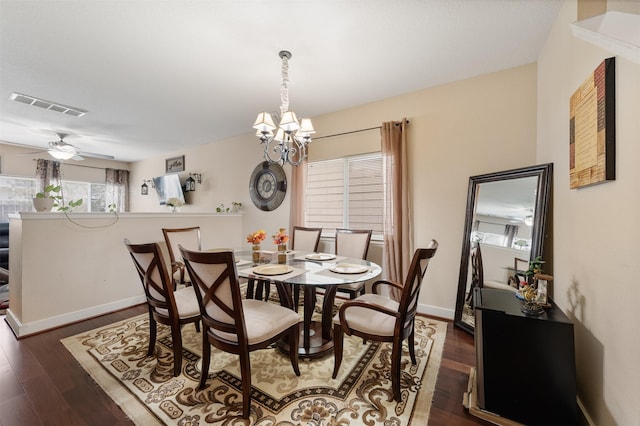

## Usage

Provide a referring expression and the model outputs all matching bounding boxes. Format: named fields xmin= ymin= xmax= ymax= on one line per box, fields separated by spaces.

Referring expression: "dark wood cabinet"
xmin=474 ymin=288 xmax=578 ymax=425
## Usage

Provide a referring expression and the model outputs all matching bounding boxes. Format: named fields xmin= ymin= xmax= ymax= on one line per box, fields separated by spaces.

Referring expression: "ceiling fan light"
xmin=48 ymin=149 xmax=75 ymax=160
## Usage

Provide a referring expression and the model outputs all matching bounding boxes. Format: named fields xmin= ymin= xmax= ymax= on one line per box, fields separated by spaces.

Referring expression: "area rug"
xmin=62 ymin=313 xmax=446 ymax=425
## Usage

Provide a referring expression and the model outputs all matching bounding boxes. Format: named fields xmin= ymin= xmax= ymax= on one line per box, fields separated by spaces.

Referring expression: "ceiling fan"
xmin=22 ymin=132 xmax=115 ymax=161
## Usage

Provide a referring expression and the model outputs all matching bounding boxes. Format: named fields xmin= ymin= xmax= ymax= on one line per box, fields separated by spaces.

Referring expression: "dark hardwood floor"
xmin=0 ymin=306 xmax=489 ymax=425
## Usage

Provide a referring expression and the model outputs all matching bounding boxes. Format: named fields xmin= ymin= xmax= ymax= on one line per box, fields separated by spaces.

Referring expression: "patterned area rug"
xmin=62 ymin=313 xmax=446 ymax=425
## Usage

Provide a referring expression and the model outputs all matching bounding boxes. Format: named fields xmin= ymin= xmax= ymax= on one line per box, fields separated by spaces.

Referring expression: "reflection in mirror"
xmin=454 ymin=163 xmax=553 ymax=334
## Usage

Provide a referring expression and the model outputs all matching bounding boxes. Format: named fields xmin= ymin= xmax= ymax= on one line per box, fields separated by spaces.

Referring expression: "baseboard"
xmin=418 ymin=302 xmax=454 ymax=320
xmin=5 ymin=295 xmax=146 ymax=338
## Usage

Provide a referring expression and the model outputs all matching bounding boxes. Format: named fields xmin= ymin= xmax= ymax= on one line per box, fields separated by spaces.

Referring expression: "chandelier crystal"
xmin=253 ymin=50 xmax=315 ymax=166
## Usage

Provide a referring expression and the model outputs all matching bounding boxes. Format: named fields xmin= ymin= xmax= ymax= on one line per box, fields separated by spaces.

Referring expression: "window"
xmin=0 ymin=176 xmax=107 ymax=222
xmin=306 ymin=153 xmax=383 ymax=237
xmin=0 ymin=176 xmax=36 ymax=222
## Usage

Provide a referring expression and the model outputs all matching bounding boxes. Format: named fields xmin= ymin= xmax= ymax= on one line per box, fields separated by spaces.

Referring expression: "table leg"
xmin=275 ymin=282 xmax=294 ymax=309
xmin=246 ymin=278 xmax=255 ymax=299
xmin=303 ymin=285 xmax=317 ymax=352
xmin=321 ymin=286 xmax=337 ymax=340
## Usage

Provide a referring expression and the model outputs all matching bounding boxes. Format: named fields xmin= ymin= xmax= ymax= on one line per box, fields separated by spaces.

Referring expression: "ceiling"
xmin=0 ymin=0 xmax=563 ymax=162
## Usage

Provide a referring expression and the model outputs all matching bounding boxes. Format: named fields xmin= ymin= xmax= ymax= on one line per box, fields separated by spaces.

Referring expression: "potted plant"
xmin=33 ymin=185 xmax=62 ymax=212
xmin=232 ymin=201 xmax=242 ymax=213
xmin=33 ymin=185 xmax=83 ymax=212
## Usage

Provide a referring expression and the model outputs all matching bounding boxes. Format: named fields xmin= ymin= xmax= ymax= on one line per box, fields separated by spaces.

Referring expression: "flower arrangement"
xmin=166 ymin=197 xmax=184 ymax=207
xmin=247 ymin=229 xmax=267 ymax=245
xmin=272 ymin=228 xmax=289 ymax=245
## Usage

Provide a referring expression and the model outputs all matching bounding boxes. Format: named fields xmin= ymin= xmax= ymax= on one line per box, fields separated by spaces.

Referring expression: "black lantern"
xmin=141 ymin=181 xmax=149 ymax=195
xmin=185 ymin=175 xmax=196 ymax=192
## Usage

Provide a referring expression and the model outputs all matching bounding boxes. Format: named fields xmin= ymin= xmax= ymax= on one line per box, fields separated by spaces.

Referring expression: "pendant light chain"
xmin=280 ymin=54 xmax=290 ymax=116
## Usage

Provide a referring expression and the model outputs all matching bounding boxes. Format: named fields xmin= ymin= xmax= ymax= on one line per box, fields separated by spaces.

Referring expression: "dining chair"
xmin=123 ymin=239 xmax=201 ymax=377
xmin=179 ymin=247 xmax=301 ymax=418
xmin=253 ymin=226 xmax=323 ymax=307
xmin=512 ymin=256 xmax=529 ymax=287
xmin=332 ymin=240 xmax=438 ymax=402
xmin=162 ymin=226 xmax=201 ymax=287
xmin=466 ymin=243 xmax=516 ymax=308
xmin=334 ymin=228 xmax=372 ymax=299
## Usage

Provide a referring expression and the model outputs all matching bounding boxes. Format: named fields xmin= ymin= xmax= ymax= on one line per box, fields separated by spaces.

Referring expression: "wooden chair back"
xmin=470 ymin=242 xmax=484 ymax=289
xmin=291 ymin=226 xmax=322 ymax=252
xmin=162 ymin=226 xmax=201 ymax=266
xmin=124 ymin=239 xmax=178 ymax=318
xmin=335 ymin=228 xmax=372 ymax=259
xmin=179 ymin=248 xmax=245 ymax=345
xmin=397 ymin=241 xmax=439 ymax=334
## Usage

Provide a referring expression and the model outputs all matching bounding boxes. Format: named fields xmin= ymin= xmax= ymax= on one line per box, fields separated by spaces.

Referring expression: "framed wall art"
xmin=165 ymin=155 xmax=185 ymax=173
xmin=569 ymin=57 xmax=615 ymax=189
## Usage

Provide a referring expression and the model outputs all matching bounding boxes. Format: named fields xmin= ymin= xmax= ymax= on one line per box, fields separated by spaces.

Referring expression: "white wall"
xmin=537 ymin=1 xmax=640 ymax=424
xmin=7 ymin=212 xmax=243 ymax=337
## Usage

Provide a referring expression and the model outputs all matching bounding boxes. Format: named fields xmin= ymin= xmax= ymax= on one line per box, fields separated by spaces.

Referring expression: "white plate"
xmin=252 ymin=264 xmax=294 ymax=276
xmin=329 ymin=263 xmax=368 ymax=274
xmin=305 ymin=253 xmax=336 ymax=261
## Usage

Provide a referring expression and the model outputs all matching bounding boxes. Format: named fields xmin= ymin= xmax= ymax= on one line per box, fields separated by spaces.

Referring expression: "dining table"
xmin=235 ymin=250 xmax=382 ymax=359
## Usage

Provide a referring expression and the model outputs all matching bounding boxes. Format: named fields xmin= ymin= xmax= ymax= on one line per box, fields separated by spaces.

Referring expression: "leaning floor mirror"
xmin=454 ymin=163 xmax=553 ymax=335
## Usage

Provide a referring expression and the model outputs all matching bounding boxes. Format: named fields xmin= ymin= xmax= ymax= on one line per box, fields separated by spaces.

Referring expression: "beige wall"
xmin=310 ymin=64 xmax=538 ymax=316
xmin=538 ymin=1 xmax=640 ymax=424
xmin=127 ymin=63 xmax=538 ymax=319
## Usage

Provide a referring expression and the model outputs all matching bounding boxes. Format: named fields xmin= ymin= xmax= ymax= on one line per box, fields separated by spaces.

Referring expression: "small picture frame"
xmin=165 ymin=155 xmax=185 ymax=173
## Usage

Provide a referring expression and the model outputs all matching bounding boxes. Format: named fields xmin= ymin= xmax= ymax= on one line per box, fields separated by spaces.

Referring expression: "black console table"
xmin=472 ymin=287 xmax=578 ymax=425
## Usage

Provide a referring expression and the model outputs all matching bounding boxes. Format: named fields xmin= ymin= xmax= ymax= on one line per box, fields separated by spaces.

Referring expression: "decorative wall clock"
xmin=249 ymin=161 xmax=287 ymax=211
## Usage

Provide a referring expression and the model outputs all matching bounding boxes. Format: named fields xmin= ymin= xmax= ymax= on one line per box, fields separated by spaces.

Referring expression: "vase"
xmin=32 ymin=197 xmax=54 ymax=212
xmin=277 ymin=244 xmax=287 ymax=264
xmin=252 ymin=243 xmax=261 ymax=263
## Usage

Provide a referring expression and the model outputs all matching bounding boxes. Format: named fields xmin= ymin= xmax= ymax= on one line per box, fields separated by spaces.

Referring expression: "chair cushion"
xmin=155 ymin=287 xmax=200 ymax=318
xmin=211 ymin=299 xmax=300 ymax=345
xmin=333 ymin=293 xmax=399 ymax=337
xmin=337 ymin=282 xmax=364 ymax=290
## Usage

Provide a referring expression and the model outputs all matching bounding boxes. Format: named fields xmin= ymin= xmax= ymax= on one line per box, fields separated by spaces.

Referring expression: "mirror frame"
xmin=454 ymin=163 xmax=553 ymax=335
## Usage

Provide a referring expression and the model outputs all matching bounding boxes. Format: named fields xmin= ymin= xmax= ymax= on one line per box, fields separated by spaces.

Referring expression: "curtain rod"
xmin=313 ymin=120 xmax=409 ymax=141
xmin=33 ymin=158 xmax=107 ymax=171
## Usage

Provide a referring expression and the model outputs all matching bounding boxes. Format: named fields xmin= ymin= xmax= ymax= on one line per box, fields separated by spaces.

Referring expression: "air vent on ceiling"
xmin=9 ymin=92 xmax=87 ymax=117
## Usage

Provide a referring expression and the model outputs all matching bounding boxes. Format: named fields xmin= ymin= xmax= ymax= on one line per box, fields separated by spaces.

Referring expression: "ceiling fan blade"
xmin=17 ymin=149 xmax=47 ymax=156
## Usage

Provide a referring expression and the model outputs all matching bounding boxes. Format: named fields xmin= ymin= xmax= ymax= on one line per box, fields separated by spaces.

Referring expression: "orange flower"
xmin=272 ymin=228 xmax=289 ymax=245
xmin=246 ymin=229 xmax=266 ymax=244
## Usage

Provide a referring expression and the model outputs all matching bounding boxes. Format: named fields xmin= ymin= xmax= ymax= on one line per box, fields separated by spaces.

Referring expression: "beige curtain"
xmin=381 ymin=118 xmax=412 ymax=300
xmin=289 ymin=159 xmax=307 ymax=234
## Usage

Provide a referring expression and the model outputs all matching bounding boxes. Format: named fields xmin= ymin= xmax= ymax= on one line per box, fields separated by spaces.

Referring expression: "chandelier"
xmin=253 ymin=50 xmax=315 ymax=166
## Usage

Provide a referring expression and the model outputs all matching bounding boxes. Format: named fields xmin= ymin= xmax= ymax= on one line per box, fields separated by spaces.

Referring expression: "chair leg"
xmin=332 ymin=323 xmax=344 ymax=379
xmin=391 ymin=338 xmax=403 ymax=402
xmin=199 ymin=334 xmax=211 ymax=390
xmin=239 ymin=350 xmax=252 ymax=418
xmin=171 ymin=323 xmax=183 ymax=377
xmin=147 ymin=312 xmax=156 ymax=357
xmin=289 ymin=323 xmax=300 ymax=376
